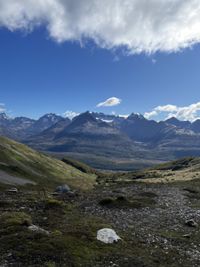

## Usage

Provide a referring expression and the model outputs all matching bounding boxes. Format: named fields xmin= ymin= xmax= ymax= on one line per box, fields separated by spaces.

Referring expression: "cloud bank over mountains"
xmin=1 ymin=0 xmax=200 ymax=54
xmin=145 ymin=102 xmax=200 ymax=122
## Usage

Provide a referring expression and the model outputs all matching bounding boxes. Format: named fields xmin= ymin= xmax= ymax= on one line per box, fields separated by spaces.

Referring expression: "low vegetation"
xmin=99 ymin=194 xmax=156 ymax=209
xmin=62 ymin=157 xmax=98 ymax=175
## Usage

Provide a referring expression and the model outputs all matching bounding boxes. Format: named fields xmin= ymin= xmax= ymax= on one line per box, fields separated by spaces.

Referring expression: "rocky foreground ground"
xmin=1 ymin=180 xmax=200 ymax=267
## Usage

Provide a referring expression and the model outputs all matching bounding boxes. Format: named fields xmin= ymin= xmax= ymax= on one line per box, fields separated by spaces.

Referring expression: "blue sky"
xmin=0 ymin=1 xmax=200 ymax=121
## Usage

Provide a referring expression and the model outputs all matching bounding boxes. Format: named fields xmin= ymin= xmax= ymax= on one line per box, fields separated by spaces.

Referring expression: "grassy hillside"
xmin=0 ymin=136 xmax=96 ymax=190
xmin=153 ymin=157 xmax=200 ymax=171
xmin=102 ymin=157 xmax=200 ymax=184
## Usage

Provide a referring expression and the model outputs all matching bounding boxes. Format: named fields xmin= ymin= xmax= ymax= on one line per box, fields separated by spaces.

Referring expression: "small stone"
xmin=185 ymin=219 xmax=198 ymax=228
xmin=183 ymin=234 xmax=191 ymax=238
xmin=28 ymin=224 xmax=49 ymax=235
xmin=6 ymin=188 xmax=18 ymax=193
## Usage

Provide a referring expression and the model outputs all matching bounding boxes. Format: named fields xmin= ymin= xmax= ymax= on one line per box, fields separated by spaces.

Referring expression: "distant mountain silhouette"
xmin=1 ymin=111 xmax=200 ymax=169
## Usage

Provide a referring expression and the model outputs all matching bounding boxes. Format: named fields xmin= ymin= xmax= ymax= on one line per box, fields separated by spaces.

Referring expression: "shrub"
xmin=99 ymin=195 xmax=156 ymax=209
xmin=45 ymin=198 xmax=65 ymax=209
xmin=99 ymin=198 xmax=114 ymax=206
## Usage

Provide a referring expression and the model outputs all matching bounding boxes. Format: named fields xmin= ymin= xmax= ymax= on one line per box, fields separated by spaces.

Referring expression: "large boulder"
xmin=97 ymin=228 xmax=121 ymax=244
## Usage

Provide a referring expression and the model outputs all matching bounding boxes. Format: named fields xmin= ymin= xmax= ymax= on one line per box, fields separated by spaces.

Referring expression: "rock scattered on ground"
xmin=28 ymin=224 xmax=50 ymax=235
xmin=97 ymin=228 xmax=121 ymax=244
xmin=185 ymin=219 xmax=198 ymax=228
xmin=6 ymin=188 xmax=18 ymax=193
xmin=55 ymin=184 xmax=71 ymax=194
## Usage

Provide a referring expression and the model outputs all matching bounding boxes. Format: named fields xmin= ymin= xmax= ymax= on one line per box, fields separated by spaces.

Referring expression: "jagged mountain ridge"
xmin=1 ymin=111 xmax=200 ymax=169
xmin=0 ymin=113 xmax=63 ymax=140
xmin=26 ymin=112 xmax=140 ymax=158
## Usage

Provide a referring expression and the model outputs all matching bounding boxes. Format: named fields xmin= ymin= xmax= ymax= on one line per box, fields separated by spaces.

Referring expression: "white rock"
xmin=28 ymin=224 xmax=49 ymax=235
xmin=97 ymin=228 xmax=121 ymax=244
xmin=6 ymin=188 xmax=18 ymax=193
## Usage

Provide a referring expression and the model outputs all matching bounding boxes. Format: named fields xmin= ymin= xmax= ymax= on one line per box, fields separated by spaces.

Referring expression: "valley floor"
xmin=1 ymin=180 xmax=200 ymax=266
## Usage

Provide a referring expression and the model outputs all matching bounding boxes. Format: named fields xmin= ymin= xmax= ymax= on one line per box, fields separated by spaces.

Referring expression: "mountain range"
xmin=1 ymin=111 xmax=200 ymax=170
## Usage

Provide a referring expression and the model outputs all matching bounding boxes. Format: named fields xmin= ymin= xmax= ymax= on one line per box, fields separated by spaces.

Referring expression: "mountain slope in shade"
xmin=26 ymin=117 xmax=71 ymax=141
xmin=55 ymin=111 xmax=122 ymax=138
xmin=0 ymin=126 xmax=13 ymax=139
xmin=8 ymin=117 xmax=36 ymax=139
xmin=0 ymin=113 xmax=63 ymax=140
xmin=38 ymin=112 xmax=141 ymax=158
xmin=2 ymin=111 xmax=200 ymax=170
xmin=191 ymin=119 xmax=200 ymax=133
xmin=165 ymin=117 xmax=191 ymax=129
xmin=0 ymin=113 xmax=11 ymax=125
xmin=0 ymin=114 xmax=36 ymax=139
xmin=119 ymin=113 xmax=169 ymax=142
xmin=26 ymin=113 xmax=63 ymax=135
xmin=20 ymin=112 xmax=200 ymax=170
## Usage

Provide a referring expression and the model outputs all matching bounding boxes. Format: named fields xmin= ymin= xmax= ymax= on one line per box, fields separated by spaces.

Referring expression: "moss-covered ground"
xmin=1 ymin=178 xmax=200 ymax=266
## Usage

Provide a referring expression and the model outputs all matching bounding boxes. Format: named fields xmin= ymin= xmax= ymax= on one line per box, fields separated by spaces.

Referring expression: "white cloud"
xmin=144 ymin=102 xmax=200 ymax=122
xmin=0 ymin=103 xmax=6 ymax=113
xmin=144 ymin=110 xmax=158 ymax=119
xmin=1 ymin=1 xmax=200 ymax=54
xmin=155 ymin=104 xmax=178 ymax=113
xmin=63 ymin=110 xmax=79 ymax=120
xmin=97 ymin=97 xmax=121 ymax=107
